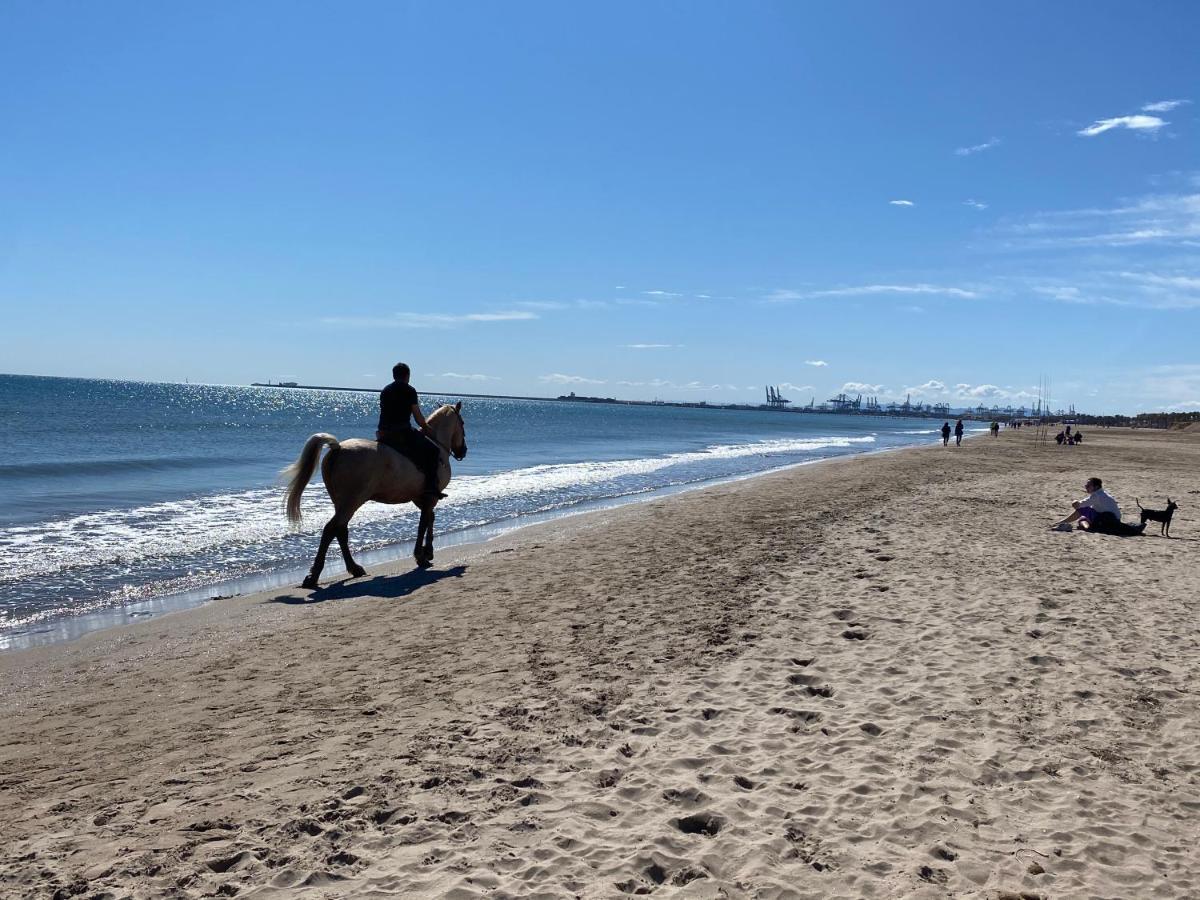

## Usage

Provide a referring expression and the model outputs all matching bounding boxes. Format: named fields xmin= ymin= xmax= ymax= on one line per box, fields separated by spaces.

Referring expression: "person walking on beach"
xmin=377 ymin=363 xmax=445 ymax=502
xmin=954 ymin=419 xmax=964 ymax=446
xmin=941 ymin=422 xmax=951 ymax=446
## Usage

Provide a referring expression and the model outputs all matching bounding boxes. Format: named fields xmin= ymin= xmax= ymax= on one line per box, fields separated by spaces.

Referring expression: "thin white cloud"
xmin=964 ymin=199 xmax=989 ymax=210
xmin=955 ymin=138 xmax=1000 ymax=156
xmin=322 ymin=310 xmax=537 ymax=328
xmin=889 ymin=199 xmax=915 ymax=207
xmin=539 ymin=373 xmax=606 ymax=385
xmin=430 ymin=372 xmax=500 ymax=382
xmin=765 ymin=289 xmax=805 ymax=302
xmin=643 ymin=290 xmax=682 ymax=298
xmin=1077 ymin=114 xmax=1166 ymax=137
xmin=516 ymin=300 xmax=568 ymax=310
xmin=994 ymin=192 xmax=1200 ymax=249
xmin=804 ymin=360 xmax=828 ymax=367
xmin=808 ymin=283 xmax=978 ymax=299
xmin=841 ymin=382 xmax=883 ymax=394
xmin=1025 ymin=266 xmax=1200 ymax=310
xmin=1142 ymin=99 xmax=1190 ymax=113
xmin=779 ymin=383 xmax=814 ymax=394
xmin=622 ymin=343 xmax=682 ymax=349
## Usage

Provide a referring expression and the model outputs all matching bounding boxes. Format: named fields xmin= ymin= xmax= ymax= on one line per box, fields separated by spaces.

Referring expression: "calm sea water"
xmin=0 ymin=374 xmax=965 ymax=649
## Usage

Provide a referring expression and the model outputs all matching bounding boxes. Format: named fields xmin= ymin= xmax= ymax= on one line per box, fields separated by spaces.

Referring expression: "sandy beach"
xmin=2 ymin=427 xmax=1199 ymax=899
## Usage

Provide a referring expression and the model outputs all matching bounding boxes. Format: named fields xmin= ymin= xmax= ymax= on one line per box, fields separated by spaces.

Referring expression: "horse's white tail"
xmin=282 ymin=433 xmax=340 ymax=525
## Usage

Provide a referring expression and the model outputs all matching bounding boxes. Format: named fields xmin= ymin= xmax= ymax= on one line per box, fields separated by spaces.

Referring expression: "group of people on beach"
xmin=940 ymin=420 xmax=964 ymax=446
xmin=1055 ymin=424 xmax=1084 ymax=446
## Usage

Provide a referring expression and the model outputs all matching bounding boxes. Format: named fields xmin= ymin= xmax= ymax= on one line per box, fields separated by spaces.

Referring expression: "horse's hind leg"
xmin=303 ymin=517 xmax=339 ymax=589
xmin=336 ymin=524 xmax=366 ymax=578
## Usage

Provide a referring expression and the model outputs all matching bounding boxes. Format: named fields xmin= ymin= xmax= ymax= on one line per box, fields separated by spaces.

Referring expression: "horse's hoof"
xmin=301 ymin=574 xmax=319 ymax=590
xmin=348 ymin=565 xmax=366 ymax=578
xmin=416 ymin=557 xmax=433 ymax=569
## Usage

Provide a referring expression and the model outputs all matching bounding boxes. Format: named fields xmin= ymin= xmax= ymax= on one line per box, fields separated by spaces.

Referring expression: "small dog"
xmin=1136 ymin=498 xmax=1179 ymax=537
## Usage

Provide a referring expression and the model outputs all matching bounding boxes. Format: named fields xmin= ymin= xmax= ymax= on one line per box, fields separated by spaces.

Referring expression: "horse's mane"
xmin=427 ymin=404 xmax=458 ymax=423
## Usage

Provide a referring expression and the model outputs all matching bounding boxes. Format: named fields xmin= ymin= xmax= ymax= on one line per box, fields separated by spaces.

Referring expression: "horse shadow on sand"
xmin=269 ymin=564 xmax=468 ymax=605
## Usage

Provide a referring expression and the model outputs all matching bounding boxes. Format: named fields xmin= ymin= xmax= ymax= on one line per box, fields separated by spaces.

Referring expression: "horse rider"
xmin=376 ymin=362 xmax=446 ymax=502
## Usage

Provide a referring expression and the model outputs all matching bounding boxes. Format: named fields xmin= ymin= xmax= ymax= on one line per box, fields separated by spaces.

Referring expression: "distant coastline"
xmin=250 ymin=381 xmax=964 ymax=419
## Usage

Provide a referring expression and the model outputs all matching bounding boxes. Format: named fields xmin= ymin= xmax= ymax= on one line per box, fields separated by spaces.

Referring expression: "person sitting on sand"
xmin=1051 ymin=477 xmax=1144 ymax=535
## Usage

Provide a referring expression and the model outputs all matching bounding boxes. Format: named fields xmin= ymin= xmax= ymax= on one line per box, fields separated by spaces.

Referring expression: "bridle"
xmin=428 ymin=411 xmax=467 ymax=461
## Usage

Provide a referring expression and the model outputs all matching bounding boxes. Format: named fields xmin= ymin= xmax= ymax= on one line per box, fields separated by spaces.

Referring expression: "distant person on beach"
xmin=376 ymin=362 xmax=445 ymax=501
xmin=954 ymin=419 xmax=964 ymax=446
xmin=1074 ymin=431 xmax=1083 ymax=444
xmin=991 ymin=421 xmax=1000 ymax=437
xmin=941 ymin=422 xmax=951 ymax=446
xmin=1051 ymin=477 xmax=1144 ymax=535
xmin=1055 ymin=431 xmax=1065 ymax=446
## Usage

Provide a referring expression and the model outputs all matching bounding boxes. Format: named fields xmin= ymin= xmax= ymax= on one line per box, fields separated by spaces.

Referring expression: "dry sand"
xmin=2 ymin=428 xmax=1199 ymax=899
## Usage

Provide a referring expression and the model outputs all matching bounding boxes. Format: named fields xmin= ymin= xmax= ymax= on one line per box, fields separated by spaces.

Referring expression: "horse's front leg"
xmin=336 ymin=524 xmax=366 ymax=579
xmin=414 ymin=506 xmax=432 ymax=568
xmin=422 ymin=508 xmax=436 ymax=563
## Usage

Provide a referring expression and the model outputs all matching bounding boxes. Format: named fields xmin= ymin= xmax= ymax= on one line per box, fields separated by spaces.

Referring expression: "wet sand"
xmin=2 ymin=427 xmax=1199 ymax=898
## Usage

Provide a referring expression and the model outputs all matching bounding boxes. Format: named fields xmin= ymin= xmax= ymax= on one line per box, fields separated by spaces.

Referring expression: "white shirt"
xmin=1079 ymin=488 xmax=1120 ymax=519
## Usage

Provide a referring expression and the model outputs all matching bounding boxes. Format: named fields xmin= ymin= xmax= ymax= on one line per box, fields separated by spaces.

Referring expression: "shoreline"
xmin=2 ymin=430 xmax=980 ymax=653
xmin=3 ymin=428 xmax=1198 ymax=897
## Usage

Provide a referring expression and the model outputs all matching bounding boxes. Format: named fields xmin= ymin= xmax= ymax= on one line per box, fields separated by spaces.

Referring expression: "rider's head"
xmin=392 ymin=362 xmax=411 ymax=383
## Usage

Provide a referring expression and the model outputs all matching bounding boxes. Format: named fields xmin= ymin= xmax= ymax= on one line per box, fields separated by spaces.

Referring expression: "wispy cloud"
xmin=955 ymin=137 xmax=1000 ymax=156
xmin=1077 ymin=114 xmax=1166 ymax=137
xmin=1142 ymin=99 xmax=1190 ymax=113
xmin=808 ymin=283 xmax=978 ymax=299
xmin=539 ymin=373 xmax=605 ymax=385
xmin=643 ymin=290 xmax=682 ymax=298
xmin=622 ymin=343 xmax=682 ymax=349
xmin=1026 ymin=266 xmax=1200 ymax=310
xmin=322 ymin=310 xmax=537 ymax=328
xmin=779 ymin=382 xmax=814 ymax=394
xmin=804 ymin=359 xmax=828 ymax=367
xmin=964 ymin=198 xmax=989 ymax=210
xmin=995 ymin=191 xmax=1200 ymax=249
xmin=429 ymin=371 xmax=500 ymax=382
xmin=516 ymin=300 xmax=568 ymax=310
xmin=889 ymin=199 xmax=915 ymax=207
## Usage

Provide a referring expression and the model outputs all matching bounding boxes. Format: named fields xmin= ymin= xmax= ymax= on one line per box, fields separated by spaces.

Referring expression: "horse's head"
xmin=428 ymin=401 xmax=468 ymax=460
xmin=449 ymin=401 xmax=468 ymax=461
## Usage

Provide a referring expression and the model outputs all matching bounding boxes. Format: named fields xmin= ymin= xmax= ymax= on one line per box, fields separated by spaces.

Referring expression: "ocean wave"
xmin=0 ymin=455 xmax=245 ymax=479
xmin=0 ymin=434 xmax=874 ymax=582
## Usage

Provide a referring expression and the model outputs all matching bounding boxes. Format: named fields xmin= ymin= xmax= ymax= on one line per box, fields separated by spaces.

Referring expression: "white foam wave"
xmin=0 ymin=434 xmax=874 ymax=582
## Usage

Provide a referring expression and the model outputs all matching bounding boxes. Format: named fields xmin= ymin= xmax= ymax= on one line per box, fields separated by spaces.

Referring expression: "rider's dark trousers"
xmin=378 ymin=428 xmax=441 ymax=493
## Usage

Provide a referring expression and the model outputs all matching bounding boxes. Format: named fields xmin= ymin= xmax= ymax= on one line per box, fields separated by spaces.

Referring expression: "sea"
xmin=0 ymin=374 xmax=972 ymax=650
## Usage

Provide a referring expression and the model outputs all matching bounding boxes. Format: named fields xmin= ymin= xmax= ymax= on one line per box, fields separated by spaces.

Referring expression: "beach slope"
xmin=2 ymin=429 xmax=1199 ymax=897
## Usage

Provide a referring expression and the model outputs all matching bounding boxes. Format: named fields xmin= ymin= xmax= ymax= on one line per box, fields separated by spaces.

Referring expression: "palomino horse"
xmin=282 ymin=403 xmax=468 ymax=588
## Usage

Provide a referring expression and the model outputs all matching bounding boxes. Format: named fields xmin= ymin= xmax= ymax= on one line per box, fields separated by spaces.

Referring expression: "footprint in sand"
xmin=842 ymin=629 xmax=869 ymax=641
xmin=672 ymin=812 xmax=726 ymax=837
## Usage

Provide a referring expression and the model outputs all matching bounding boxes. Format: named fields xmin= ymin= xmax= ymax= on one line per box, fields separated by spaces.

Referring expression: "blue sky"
xmin=1 ymin=2 xmax=1197 ymax=413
